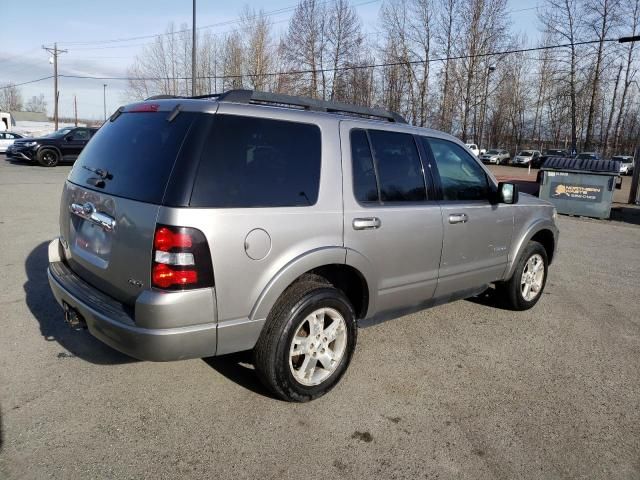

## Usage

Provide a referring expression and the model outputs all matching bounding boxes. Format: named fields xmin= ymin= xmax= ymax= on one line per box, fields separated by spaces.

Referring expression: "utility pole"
xmin=192 ymin=0 xmax=197 ymax=96
xmin=43 ymin=43 xmax=67 ymax=131
xmin=74 ymin=95 xmax=78 ymax=127
xmin=103 ymin=84 xmax=107 ymax=122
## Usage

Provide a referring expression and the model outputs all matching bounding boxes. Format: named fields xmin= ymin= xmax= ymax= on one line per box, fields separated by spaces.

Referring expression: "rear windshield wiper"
xmin=83 ymin=165 xmax=113 ymax=180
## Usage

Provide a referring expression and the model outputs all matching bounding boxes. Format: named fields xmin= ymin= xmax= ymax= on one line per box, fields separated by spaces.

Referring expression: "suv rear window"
xmin=190 ymin=115 xmax=321 ymax=208
xmin=68 ymin=112 xmax=197 ymax=204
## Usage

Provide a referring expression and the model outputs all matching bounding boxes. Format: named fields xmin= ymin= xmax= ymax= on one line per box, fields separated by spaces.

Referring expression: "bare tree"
xmin=326 ymin=0 xmax=363 ymax=101
xmin=540 ymin=0 xmax=584 ymax=153
xmin=281 ymin=0 xmax=328 ymax=98
xmin=24 ymin=94 xmax=47 ymax=113
xmin=583 ymin=0 xmax=621 ymax=150
xmin=241 ymin=8 xmax=274 ymax=91
xmin=0 ymin=83 xmax=23 ymax=112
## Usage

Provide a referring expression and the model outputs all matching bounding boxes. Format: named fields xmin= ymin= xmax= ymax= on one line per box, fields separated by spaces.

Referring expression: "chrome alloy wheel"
xmin=289 ymin=307 xmax=347 ymax=386
xmin=521 ymin=253 xmax=545 ymax=301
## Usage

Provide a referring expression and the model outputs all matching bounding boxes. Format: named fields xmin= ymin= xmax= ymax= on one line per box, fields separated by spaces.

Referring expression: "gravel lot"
xmin=1 ymin=158 xmax=639 ymax=480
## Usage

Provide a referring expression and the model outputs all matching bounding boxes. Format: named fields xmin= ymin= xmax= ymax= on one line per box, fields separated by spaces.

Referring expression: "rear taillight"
xmin=151 ymin=225 xmax=214 ymax=290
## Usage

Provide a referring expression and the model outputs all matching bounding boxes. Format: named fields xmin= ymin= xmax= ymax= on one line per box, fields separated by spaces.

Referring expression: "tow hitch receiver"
xmin=63 ymin=302 xmax=87 ymax=330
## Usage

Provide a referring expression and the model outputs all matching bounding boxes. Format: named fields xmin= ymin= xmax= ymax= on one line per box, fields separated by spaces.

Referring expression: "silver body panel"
xmin=48 ymin=99 xmax=559 ymax=361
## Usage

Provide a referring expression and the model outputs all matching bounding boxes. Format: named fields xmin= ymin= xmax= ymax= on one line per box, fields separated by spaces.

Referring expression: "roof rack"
xmin=144 ymin=90 xmax=407 ymax=123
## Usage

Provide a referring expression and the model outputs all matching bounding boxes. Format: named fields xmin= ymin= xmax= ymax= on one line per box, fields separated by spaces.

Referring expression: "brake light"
xmin=152 ymin=263 xmax=198 ymax=289
xmin=151 ymin=225 xmax=214 ymax=290
xmin=130 ymin=103 xmax=159 ymax=113
xmin=154 ymin=227 xmax=192 ymax=251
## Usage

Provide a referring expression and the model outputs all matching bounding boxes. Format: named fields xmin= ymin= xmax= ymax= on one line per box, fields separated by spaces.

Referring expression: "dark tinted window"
xmin=190 ymin=115 xmax=321 ymax=208
xmin=350 ymin=129 xmax=379 ymax=202
xmin=425 ymin=137 xmax=489 ymax=201
xmin=68 ymin=112 xmax=197 ymax=204
xmin=71 ymin=128 xmax=90 ymax=141
xmin=368 ymin=130 xmax=426 ymax=202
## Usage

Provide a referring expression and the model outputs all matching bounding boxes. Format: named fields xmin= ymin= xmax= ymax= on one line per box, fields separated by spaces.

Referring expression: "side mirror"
xmin=65 ymin=135 xmax=73 ymax=141
xmin=498 ymin=182 xmax=519 ymax=204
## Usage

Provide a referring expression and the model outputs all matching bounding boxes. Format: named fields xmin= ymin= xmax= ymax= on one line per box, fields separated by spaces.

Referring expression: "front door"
xmin=341 ymin=122 xmax=443 ymax=318
xmin=63 ymin=128 xmax=90 ymax=160
xmin=421 ymin=136 xmax=514 ymax=298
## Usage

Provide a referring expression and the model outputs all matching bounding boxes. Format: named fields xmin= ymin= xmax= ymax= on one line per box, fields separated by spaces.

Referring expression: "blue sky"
xmin=1 ymin=0 xmax=539 ymax=120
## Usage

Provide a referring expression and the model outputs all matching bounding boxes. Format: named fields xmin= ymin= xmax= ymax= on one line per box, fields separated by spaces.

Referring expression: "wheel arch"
xmin=250 ymin=247 xmax=374 ymax=323
xmin=504 ymin=220 xmax=558 ymax=280
xmin=36 ymin=145 xmax=62 ymax=160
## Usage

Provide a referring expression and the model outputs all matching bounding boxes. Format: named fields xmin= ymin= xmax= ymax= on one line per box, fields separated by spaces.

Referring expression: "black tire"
xmin=37 ymin=148 xmax=60 ymax=167
xmin=497 ymin=240 xmax=548 ymax=311
xmin=253 ymin=278 xmax=357 ymax=402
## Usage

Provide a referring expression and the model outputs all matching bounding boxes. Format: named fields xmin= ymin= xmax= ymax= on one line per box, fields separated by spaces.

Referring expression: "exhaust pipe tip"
xmin=63 ymin=303 xmax=87 ymax=330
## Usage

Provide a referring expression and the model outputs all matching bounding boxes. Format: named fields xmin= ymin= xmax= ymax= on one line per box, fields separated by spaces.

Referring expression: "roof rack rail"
xmin=212 ymin=89 xmax=407 ymax=124
xmin=145 ymin=94 xmax=184 ymax=100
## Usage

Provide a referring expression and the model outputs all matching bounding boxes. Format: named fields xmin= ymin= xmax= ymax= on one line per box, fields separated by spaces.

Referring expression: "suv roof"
xmin=143 ymin=89 xmax=407 ymax=124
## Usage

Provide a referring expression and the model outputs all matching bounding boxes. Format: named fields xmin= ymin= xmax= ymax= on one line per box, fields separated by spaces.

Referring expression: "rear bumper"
xmin=47 ymin=240 xmax=217 ymax=361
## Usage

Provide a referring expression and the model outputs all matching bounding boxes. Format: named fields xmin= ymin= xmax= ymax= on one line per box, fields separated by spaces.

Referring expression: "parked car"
xmin=611 ymin=155 xmax=634 ymax=175
xmin=6 ymin=126 xmax=98 ymax=166
xmin=465 ymin=143 xmax=480 ymax=157
xmin=47 ymin=90 xmax=558 ymax=402
xmin=0 ymin=131 xmax=25 ymax=153
xmin=575 ymin=152 xmax=600 ymax=161
xmin=536 ymin=149 xmax=569 ymax=168
xmin=480 ymin=149 xmax=510 ymax=164
xmin=512 ymin=150 xmax=542 ymax=167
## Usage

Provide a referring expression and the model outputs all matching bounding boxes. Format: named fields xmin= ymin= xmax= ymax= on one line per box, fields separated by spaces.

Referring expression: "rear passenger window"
xmin=191 ymin=115 xmax=321 ymax=208
xmin=350 ymin=129 xmax=379 ymax=203
xmin=367 ymin=130 xmax=426 ymax=202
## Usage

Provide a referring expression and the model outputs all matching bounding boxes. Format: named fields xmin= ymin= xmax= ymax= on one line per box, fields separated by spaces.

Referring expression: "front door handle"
xmin=353 ymin=217 xmax=381 ymax=230
xmin=448 ymin=213 xmax=468 ymax=224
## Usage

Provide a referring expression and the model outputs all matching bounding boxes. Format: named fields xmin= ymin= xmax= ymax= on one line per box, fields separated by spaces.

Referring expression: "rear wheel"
xmin=497 ymin=241 xmax=548 ymax=310
xmin=254 ymin=278 xmax=357 ymax=402
xmin=37 ymin=148 xmax=60 ymax=167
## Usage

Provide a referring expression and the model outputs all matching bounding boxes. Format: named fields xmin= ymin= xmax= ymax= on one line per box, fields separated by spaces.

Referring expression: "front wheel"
xmin=37 ymin=148 xmax=60 ymax=167
xmin=497 ymin=241 xmax=548 ymax=310
xmin=253 ymin=278 xmax=357 ymax=402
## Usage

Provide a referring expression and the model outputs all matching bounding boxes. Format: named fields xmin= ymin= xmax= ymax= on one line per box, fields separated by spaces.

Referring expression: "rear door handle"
xmin=353 ymin=217 xmax=381 ymax=230
xmin=448 ymin=213 xmax=468 ymax=224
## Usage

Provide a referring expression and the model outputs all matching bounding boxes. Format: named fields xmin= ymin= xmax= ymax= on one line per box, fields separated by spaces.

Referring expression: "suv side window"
xmin=71 ymin=129 xmax=90 ymax=141
xmin=350 ymin=128 xmax=427 ymax=204
xmin=191 ymin=115 xmax=321 ymax=208
xmin=425 ymin=137 xmax=490 ymax=201
xmin=350 ymin=129 xmax=379 ymax=203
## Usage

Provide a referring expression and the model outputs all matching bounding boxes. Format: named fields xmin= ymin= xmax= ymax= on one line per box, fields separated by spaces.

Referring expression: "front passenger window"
xmin=72 ymin=129 xmax=89 ymax=141
xmin=425 ymin=137 xmax=490 ymax=201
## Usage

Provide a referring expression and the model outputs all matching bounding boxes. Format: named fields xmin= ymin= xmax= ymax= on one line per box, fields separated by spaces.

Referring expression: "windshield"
xmin=486 ymin=149 xmax=500 ymax=154
xmin=44 ymin=127 xmax=73 ymax=138
xmin=577 ymin=153 xmax=597 ymax=159
xmin=517 ymin=151 xmax=533 ymax=156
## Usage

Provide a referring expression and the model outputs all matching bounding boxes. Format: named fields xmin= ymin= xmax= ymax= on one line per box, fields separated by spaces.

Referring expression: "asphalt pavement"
xmin=1 ymin=158 xmax=639 ymax=479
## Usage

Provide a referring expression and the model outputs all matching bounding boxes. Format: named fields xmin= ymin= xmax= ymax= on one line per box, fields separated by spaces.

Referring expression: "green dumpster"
xmin=539 ymin=157 xmax=622 ymax=219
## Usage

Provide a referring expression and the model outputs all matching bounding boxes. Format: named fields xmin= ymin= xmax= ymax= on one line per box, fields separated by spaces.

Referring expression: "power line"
xmin=1 ymin=36 xmax=624 ymax=89
xmin=0 ymin=76 xmax=54 ymax=89
xmin=55 ymin=37 xmax=620 ymax=82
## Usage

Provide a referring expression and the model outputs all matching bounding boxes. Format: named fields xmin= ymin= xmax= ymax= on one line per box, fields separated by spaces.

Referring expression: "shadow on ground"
xmin=24 ymin=241 xmax=136 ymax=365
xmin=203 ymin=351 xmax=277 ymax=399
xmin=611 ymin=205 xmax=640 ymax=226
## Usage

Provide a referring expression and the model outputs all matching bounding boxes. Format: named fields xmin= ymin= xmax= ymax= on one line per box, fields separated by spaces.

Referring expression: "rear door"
xmin=421 ymin=136 xmax=513 ymax=297
xmin=0 ymin=133 xmax=7 ymax=151
xmin=62 ymin=110 xmax=198 ymax=305
xmin=341 ymin=122 xmax=443 ymax=317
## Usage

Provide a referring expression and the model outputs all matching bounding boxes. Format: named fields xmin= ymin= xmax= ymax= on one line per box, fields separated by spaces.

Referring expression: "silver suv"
xmin=47 ymin=90 xmax=558 ymax=402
